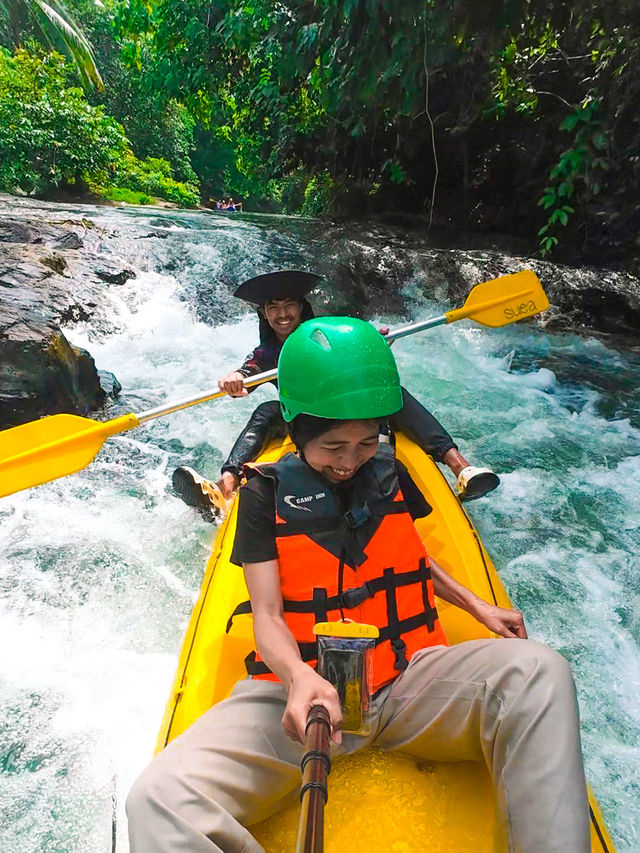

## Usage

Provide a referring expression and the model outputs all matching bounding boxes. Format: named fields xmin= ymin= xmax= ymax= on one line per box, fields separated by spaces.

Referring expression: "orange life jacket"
xmin=228 ymin=445 xmax=448 ymax=693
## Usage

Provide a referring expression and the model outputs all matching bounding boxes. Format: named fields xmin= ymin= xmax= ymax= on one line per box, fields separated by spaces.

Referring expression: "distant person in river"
xmin=212 ymin=197 xmax=243 ymax=212
xmin=171 ymin=270 xmax=500 ymax=519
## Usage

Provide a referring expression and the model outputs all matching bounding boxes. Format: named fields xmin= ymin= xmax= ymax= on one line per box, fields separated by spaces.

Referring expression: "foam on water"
xmin=396 ymin=319 xmax=640 ymax=848
xmin=1 ymin=208 xmax=639 ymax=850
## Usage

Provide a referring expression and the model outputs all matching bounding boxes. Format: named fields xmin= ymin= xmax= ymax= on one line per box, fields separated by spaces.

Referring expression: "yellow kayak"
xmin=155 ymin=434 xmax=615 ymax=852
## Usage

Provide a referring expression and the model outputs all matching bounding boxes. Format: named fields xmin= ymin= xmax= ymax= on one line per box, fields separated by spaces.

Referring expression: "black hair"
xmin=288 ymin=414 xmax=383 ymax=451
xmin=257 ymin=297 xmax=314 ymax=346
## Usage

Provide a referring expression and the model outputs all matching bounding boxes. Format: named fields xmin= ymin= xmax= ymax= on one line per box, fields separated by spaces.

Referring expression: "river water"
xmin=1 ymin=204 xmax=639 ymax=851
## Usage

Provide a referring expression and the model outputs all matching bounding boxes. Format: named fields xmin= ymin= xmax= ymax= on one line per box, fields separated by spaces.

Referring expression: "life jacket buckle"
xmin=340 ymin=581 xmax=374 ymax=609
xmin=390 ymin=637 xmax=409 ymax=671
xmin=344 ymin=501 xmax=372 ymax=529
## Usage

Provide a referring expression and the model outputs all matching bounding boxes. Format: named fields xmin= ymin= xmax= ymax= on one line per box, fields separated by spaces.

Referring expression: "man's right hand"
xmin=218 ymin=371 xmax=248 ymax=397
xmin=282 ymin=664 xmax=343 ymax=745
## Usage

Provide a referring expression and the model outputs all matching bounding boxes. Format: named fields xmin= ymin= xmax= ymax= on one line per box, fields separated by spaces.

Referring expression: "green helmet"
xmin=278 ymin=317 xmax=403 ymax=422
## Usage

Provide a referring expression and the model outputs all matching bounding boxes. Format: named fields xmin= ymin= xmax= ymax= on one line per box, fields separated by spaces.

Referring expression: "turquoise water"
xmin=0 ymin=205 xmax=639 ymax=851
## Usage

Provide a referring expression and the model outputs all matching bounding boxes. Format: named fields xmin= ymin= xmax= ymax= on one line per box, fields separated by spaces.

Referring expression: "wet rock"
xmin=401 ymin=250 xmax=640 ymax=341
xmin=0 ymin=222 xmax=36 ymax=244
xmin=1 ymin=194 xmax=638 ymax=437
xmin=0 ymin=321 xmax=105 ymax=428
xmin=541 ymin=268 xmax=640 ymax=339
xmin=303 ymin=222 xmax=640 ymax=343
xmin=0 ymin=212 xmax=121 ymax=428
xmin=98 ymin=370 xmax=122 ymax=399
xmin=0 ymin=218 xmax=87 ymax=249
xmin=94 ymin=263 xmax=136 ymax=285
xmin=0 ymin=261 xmax=107 ymax=427
xmin=53 ymin=232 xmax=83 ymax=250
xmin=138 ymin=230 xmax=170 ymax=239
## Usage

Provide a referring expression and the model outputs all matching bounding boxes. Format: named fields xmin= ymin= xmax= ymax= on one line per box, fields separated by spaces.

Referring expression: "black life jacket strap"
xmin=273 ymin=499 xmax=409 ymax=537
xmin=226 ymin=565 xmax=432 ymax=633
xmin=419 ymin=556 xmax=437 ymax=632
xmin=337 ymin=547 xmax=346 ymax=621
xmin=312 ymin=587 xmax=329 ymax=625
xmin=227 ymin=600 xmax=253 ymax=633
xmin=274 ymin=517 xmax=340 ymax=537
xmin=380 ymin=567 xmax=407 ymax=670
xmin=376 ymin=610 xmax=439 ymax=644
xmin=244 ymin=643 xmax=317 ymax=677
xmin=376 ymin=561 xmax=439 ymax=670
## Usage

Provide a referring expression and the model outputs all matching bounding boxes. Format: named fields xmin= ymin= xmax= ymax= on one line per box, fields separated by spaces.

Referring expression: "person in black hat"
xmin=216 ymin=270 xmax=319 ymax=398
xmin=172 ymin=270 xmax=499 ymax=518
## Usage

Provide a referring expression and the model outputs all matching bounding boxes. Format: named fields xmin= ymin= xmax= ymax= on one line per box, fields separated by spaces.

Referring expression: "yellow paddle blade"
xmin=445 ymin=270 xmax=549 ymax=327
xmin=0 ymin=412 xmax=139 ymax=499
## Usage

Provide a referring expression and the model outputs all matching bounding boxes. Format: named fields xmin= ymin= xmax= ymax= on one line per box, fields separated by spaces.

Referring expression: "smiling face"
xmin=261 ymin=298 xmax=304 ymax=341
xmin=302 ymin=420 xmax=380 ymax=483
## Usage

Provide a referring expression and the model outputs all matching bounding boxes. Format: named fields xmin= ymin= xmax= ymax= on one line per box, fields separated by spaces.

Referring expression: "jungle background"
xmin=1 ymin=0 xmax=639 ymax=270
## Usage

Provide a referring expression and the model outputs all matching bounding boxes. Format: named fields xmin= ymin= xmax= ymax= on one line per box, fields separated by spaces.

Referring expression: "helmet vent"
xmin=310 ymin=329 xmax=331 ymax=351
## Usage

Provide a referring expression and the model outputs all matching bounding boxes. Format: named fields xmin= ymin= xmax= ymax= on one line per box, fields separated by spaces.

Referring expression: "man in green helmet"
xmin=172 ymin=270 xmax=499 ymax=518
xmin=127 ymin=317 xmax=589 ymax=852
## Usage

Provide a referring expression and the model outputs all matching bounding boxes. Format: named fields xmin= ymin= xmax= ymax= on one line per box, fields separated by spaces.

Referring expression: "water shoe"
xmin=172 ymin=467 xmax=231 ymax=520
xmin=456 ymin=466 xmax=500 ymax=501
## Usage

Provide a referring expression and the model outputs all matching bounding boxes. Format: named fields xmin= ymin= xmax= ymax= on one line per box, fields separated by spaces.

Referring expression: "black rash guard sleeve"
xmin=229 ymin=458 xmax=431 ymax=569
xmin=396 ymin=460 xmax=432 ymax=520
xmin=230 ymin=476 xmax=277 ymax=567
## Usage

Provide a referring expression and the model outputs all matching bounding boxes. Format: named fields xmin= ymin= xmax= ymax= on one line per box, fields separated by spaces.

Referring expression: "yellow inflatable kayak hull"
xmin=156 ymin=435 xmax=615 ymax=852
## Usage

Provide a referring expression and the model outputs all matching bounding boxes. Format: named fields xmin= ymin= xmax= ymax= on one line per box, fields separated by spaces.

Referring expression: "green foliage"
xmin=491 ymin=24 xmax=560 ymax=116
xmin=111 ymin=153 xmax=200 ymax=206
xmin=0 ymin=0 xmax=103 ymax=88
xmin=3 ymin=0 xmax=640 ymax=258
xmin=537 ymin=101 xmax=606 ymax=257
xmin=276 ymin=170 xmax=334 ymax=217
xmin=0 ymin=45 xmax=200 ymax=206
xmin=490 ymin=4 xmax=638 ymax=258
xmin=279 ymin=169 xmax=308 ymax=215
xmin=71 ymin=0 xmax=198 ymax=183
xmin=0 ymin=46 xmax=127 ymax=194
xmin=301 ymin=173 xmax=334 ymax=217
xmin=97 ymin=184 xmax=151 ymax=204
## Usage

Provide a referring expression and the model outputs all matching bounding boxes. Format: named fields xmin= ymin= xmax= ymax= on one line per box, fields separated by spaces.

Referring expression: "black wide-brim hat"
xmin=233 ymin=270 xmax=321 ymax=305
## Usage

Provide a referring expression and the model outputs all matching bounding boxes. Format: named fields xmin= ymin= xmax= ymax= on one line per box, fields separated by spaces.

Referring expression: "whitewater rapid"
xmin=0 ymin=206 xmax=639 ymax=851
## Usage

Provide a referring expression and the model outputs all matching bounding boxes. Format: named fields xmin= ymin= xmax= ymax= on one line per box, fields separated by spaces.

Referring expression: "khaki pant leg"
xmin=126 ymin=679 xmax=301 ymax=853
xmin=374 ymin=639 xmax=590 ymax=853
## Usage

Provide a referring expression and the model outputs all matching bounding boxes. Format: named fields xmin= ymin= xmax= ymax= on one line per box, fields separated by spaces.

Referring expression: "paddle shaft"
xmin=134 ymin=315 xmax=448 ymax=424
xmin=0 ymin=270 xmax=549 ymax=499
xmin=295 ymin=706 xmax=332 ymax=853
xmin=1 ymin=311 xmax=449 ymax=459
xmin=135 ymin=280 xmax=541 ymax=424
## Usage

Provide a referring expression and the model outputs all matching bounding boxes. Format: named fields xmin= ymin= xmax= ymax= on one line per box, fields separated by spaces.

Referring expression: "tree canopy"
xmin=1 ymin=0 xmax=639 ymax=267
xmin=0 ymin=0 xmax=102 ymax=86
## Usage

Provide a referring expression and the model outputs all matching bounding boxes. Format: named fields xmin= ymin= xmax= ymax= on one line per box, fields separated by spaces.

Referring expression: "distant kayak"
xmin=207 ymin=198 xmax=243 ymax=213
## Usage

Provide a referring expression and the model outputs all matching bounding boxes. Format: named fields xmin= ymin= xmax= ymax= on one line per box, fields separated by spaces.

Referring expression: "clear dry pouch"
xmin=314 ymin=621 xmax=379 ymax=735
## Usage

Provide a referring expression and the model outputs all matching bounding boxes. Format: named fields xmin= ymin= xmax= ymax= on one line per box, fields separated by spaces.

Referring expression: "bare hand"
xmin=474 ymin=600 xmax=528 ymax=639
xmin=217 ymin=371 xmax=248 ymax=397
xmin=216 ymin=471 xmax=240 ymax=499
xmin=283 ymin=665 xmax=343 ymax=745
xmin=378 ymin=326 xmax=394 ymax=346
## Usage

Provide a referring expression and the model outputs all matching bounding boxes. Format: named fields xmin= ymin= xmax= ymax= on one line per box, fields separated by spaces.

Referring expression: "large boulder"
xmin=0 ymin=322 xmax=105 ymax=427
xmin=0 ymin=215 xmax=129 ymax=429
